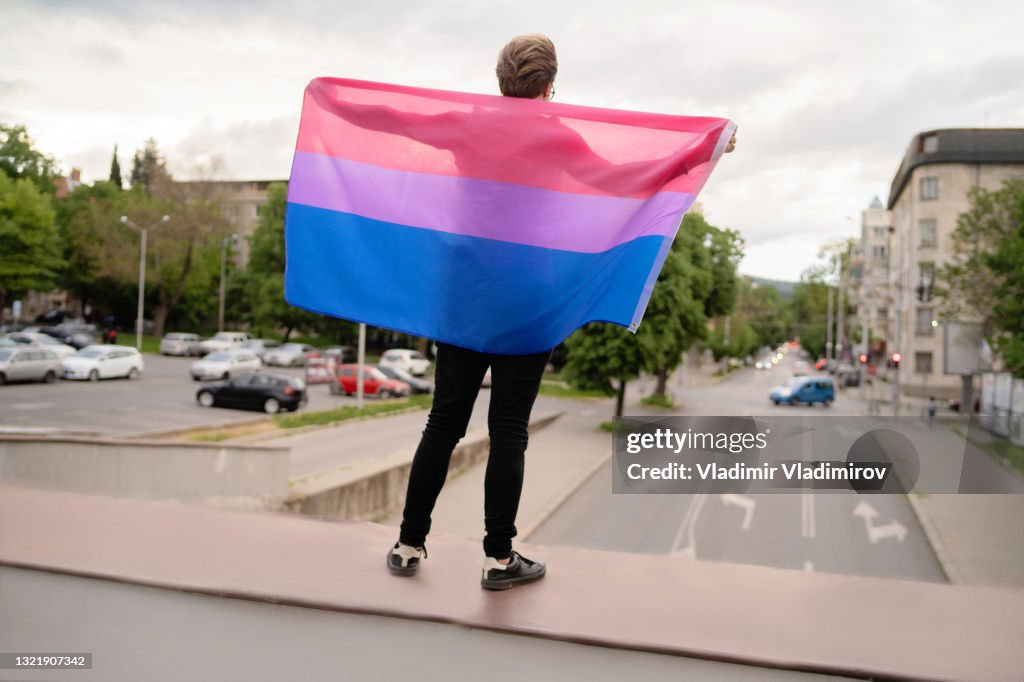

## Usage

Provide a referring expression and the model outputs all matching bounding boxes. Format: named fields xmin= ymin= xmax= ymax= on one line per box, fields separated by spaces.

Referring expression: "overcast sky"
xmin=4 ymin=0 xmax=1023 ymax=280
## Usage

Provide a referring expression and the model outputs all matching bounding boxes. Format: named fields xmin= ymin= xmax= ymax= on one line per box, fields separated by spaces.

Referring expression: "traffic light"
xmin=891 ymin=352 xmax=902 ymax=369
xmin=859 ymin=354 xmax=868 ymax=364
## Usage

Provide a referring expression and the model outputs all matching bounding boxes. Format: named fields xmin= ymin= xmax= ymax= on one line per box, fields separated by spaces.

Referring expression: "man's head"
xmin=495 ymin=34 xmax=557 ymax=100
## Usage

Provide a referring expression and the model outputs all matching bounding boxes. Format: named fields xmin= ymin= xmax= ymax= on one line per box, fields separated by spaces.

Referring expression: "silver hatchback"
xmin=0 ymin=347 xmax=62 ymax=385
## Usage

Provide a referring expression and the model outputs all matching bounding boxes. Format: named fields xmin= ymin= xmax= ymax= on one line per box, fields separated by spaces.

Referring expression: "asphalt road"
xmin=530 ymin=353 xmax=950 ymax=583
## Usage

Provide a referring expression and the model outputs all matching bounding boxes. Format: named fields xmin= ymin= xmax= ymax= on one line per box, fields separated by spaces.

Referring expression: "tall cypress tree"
xmin=108 ymin=145 xmax=122 ymax=188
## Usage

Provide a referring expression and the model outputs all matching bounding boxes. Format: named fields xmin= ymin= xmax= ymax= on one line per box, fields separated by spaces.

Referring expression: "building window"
xmin=921 ymin=135 xmax=939 ymax=154
xmin=873 ymin=227 xmax=887 ymax=238
xmin=915 ymin=307 xmax=934 ymax=335
xmin=919 ymin=219 xmax=937 ymax=247
xmin=254 ymin=204 xmax=262 ymax=217
xmin=915 ymin=352 xmax=933 ymax=374
xmin=920 ymin=177 xmax=939 ymax=200
xmin=871 ymin=245 xmax=888 ymax=259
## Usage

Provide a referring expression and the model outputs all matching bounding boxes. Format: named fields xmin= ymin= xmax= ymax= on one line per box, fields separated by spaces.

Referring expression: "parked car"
xmin=5 ymin=331 xmax=78 ymax=358
xmin=380 ymin=349 xmax=431 ymax=376
xmin=264 ymin=342 xmax=316 ymax=367
xmin=160 ymin=332 xmax=204 ymax=356
xmin=322 ymin=345 xmax=357 ymax=363
xmin=377 ymin=364 xmax=434 ymax=394
xmin=330 ymin=364 xmax=410 ymax=398
xmin=197 ymin=331 xmax=249 ymax=355
xmin=62 ymin=345 xmax=144 ymax=381
xmin=241 ymin=338 xmax=282 ymax=360
xmin=769 ymin=376 xmax=835 ymax=406
xmin=40 ymin=324 xmax=99 ymax=350
xmin=196 ymin=371 xmax=306 ymax=414
xmin=0 ymin=347 xmax=62 ymax=385
xmin=190 ymin=349 xmax=261 ymax=381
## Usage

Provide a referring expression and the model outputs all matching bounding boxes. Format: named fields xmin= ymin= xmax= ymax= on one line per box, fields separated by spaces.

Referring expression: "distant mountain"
xmin=745 ymin=275 xmax=797 ymax=299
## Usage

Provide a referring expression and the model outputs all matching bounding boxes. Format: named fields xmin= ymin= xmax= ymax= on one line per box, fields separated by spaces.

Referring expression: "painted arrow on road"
xmin=852 ymin=501 xmax=907 ymax=544
xmin=720 ymin=493 xmax=756 ymax=530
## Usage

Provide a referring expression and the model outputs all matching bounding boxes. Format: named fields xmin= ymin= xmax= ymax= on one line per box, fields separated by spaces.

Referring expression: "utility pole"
xmin=826 ymin=284 xmax=834 ymax=363
xmin=120 ymin=214 xmax=170 ymax=350
xmin=218 ymin=233 xmax=238 ymax=331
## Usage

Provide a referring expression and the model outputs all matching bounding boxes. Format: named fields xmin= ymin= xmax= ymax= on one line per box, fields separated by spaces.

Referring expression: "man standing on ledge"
xmin=387 ymin=33 xmax=737 ymax=590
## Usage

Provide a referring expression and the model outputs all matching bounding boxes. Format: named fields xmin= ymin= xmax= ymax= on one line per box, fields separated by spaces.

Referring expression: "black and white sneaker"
xmin=481 ymin=550 xmax=546 ymax=590
xmin=387 ymin=542 xmax=427 ymax=576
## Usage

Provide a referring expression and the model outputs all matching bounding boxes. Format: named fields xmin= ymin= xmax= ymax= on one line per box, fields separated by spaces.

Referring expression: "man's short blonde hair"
xmin=495 ymin=34 xmax=557 ymax=99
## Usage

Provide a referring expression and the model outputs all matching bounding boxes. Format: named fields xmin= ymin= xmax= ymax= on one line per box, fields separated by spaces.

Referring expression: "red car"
xmin=330 ymin=364 xmax=410 ymax=398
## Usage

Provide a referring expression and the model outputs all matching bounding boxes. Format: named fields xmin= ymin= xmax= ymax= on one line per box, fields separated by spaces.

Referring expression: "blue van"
xmin=769 ymin=376 xmax=836 ymax=406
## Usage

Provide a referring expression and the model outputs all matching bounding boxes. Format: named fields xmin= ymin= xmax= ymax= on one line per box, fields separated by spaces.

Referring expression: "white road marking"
xmin=720 ymin=493 xmax=756 ymax=530
xmin=852 ymin=501 xmax=907 ymax=543
xmin=10 ymin=403 xmax=56 ymax=410
xmin=670 ymin=493 xmax=708 ymax=558
xmin=800 ymin=491 xmax=816 ymax=539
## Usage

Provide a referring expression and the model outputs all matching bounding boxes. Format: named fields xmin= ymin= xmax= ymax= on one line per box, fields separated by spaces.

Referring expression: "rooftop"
xmin=887 ymin=128 xmax=1024 ymax=208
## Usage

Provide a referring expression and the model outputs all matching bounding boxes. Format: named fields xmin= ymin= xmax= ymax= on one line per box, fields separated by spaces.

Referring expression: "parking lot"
xmin=0 ymin=353 xmax=370 ymax=437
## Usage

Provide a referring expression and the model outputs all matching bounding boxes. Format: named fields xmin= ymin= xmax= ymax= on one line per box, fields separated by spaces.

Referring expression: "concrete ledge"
xmin=284 ymin=411 xmax=563 ymax=521
xmin=1 ymin=486 xmax=1021 ymax=682
xmin=0 ymin=435 xmax=290 ymax=511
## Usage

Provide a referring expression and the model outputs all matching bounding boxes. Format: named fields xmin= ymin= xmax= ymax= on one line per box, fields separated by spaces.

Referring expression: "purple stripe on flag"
xmin=288 ymin=151 xmax=694 ymax=254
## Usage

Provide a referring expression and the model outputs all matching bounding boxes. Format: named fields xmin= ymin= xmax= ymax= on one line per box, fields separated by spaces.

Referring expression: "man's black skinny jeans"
xmin=399 ymin=341 xmax=552 ymax=559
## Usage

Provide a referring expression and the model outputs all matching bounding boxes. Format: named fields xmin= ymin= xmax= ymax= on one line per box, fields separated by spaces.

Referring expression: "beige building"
xmin=175 ymin=179 xmax=286 ymax=265
xmin=886 ymin=128 xmax=1024 ymax=397
xmin=851 ymin=196 xmax=893 ymax=361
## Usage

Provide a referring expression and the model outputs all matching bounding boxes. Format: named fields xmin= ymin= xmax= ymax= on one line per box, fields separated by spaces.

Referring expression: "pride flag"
xmin=285 ymin=77 xmax=735 ymax=354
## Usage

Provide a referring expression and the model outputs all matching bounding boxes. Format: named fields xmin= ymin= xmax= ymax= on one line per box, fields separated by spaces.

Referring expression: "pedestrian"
xmin=106 ymin=327 xmax=118 ymax=345
xmin=927 ymin=395 xmax=937 ymax=428
xmin=386 ymin=34 xmax=737 ymax=590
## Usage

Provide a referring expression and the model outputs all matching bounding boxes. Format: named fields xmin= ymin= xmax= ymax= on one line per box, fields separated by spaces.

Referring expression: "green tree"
xmin=0 ymin=173 xmax=64 ymax=323
xmin=938 ymin=179 xmax=1024 ymax=376
xmin=109 ymin=145 xmax=123 ymax=189
xmin=0 ymin=124 xmax=58 ymax=195
xmin=563 ymin=322 xmax=648 ymax=417
xmin=129 ymin=138 xmax=171 ymax=195
xmin=248 ymin=182 xmax=320 ymax=339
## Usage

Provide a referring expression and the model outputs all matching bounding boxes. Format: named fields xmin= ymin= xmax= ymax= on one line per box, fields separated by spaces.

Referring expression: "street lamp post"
xmin=120 ymin=214 xmax=170 ymax=350
xmin=218 ymin=233 xmax=239 ymax=331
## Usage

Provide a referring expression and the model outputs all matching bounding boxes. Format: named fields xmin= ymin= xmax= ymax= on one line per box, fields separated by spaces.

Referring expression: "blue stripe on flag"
xmin=284 ymin=202 xmax=664 ymax=355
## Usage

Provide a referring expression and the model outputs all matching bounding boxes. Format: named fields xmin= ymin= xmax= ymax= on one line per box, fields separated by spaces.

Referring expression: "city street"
xmin=529 ymin=354 xmax=950 ymax=584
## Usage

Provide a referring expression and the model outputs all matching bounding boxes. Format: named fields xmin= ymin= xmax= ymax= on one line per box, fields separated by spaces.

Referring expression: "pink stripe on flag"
xmin=295 ymin=77 xmax=731 ymax=199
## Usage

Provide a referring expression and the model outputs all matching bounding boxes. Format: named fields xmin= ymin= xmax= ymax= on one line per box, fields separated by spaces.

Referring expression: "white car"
xmin=0 ymin=347 xmax=62 ymax=385
xmin=380 ymin=349 xmax=431 ymax=377
xmin=190 ymin=349 xmax=261 ymax=381
xmin=264 ymin=343 xmax=316 ymax=367
xmin=62 ymin=345 xmax=144 ymax=381
xmin=160 ymin=332 xmax=203 ymax=356
xmin=198 ymin=331 xmax=249 ymax=355
xmin=5 ymin=332 xmax=77 ymax=358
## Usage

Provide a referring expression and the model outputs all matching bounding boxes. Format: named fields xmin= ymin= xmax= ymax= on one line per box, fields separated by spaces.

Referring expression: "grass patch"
xmin=640 ymin=393 xmax=675 ymax=409
xmin=600 ymin=420 xmax=643 ymax=433
xmin=539 ymin=383 xmax=608 ymax=399
xmin=274 ymin=393 xmax=433 ymax=429
xmin=114 ymin=334 xmax=162 ymax=354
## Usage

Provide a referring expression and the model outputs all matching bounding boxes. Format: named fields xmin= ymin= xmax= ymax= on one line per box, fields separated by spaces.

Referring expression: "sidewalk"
xmin=381 ymin=410 xmax=611 ymax=543
xmin=844 ymin=388 xmax=1024 ymax=588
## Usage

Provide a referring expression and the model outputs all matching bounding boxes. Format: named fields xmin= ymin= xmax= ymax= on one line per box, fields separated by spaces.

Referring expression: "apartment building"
xmin=174 ymin=179 xmax=286 ymax=265
xmin=851 ymin=196 xmax=893 ymax=361
xmin=886 ymin=128 xmax=1024 ymax=396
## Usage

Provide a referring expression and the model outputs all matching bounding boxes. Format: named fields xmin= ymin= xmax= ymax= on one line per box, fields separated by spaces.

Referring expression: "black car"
xmin=377 ymin=364 xmax=434 ymax=394
xmin=40 ymin=324 xmax=99 ymax=349
xmin=196 ymin=371 xmax=307 ymax=414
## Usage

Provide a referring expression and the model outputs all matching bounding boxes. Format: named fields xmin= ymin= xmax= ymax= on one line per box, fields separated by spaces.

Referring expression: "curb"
xmin=520 ymin=448 xmax=610 ymax=542
xmin=904 ymin=493 xmax=961 ymax=585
